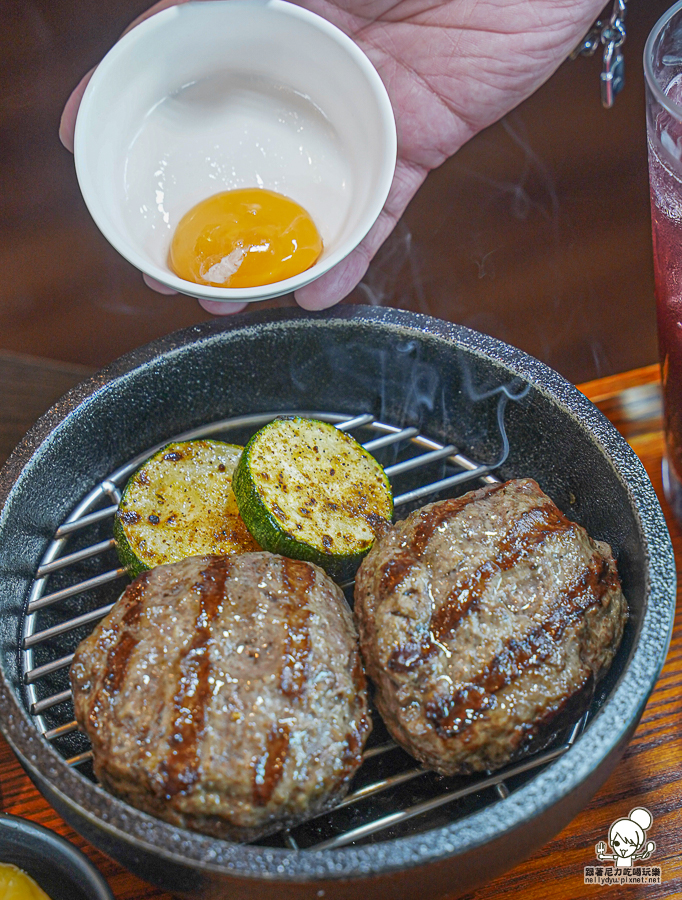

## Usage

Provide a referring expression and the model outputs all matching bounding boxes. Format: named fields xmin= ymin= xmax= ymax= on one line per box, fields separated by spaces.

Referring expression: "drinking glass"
xmin=645 ymin=0 xmax=682 ymax=521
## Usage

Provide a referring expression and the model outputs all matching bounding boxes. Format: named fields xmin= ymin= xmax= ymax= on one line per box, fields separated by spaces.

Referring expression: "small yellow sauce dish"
xmin=0 ymin=814 xmax=112 ymax=900
xmin=0 ymin=862 xmax=52 ymax=899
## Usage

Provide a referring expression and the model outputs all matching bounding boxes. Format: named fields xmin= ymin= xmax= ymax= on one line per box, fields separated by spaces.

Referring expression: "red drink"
xmin=646 ymin=14 xmax=682 ymax=519
xmin=650 ymin=138 xmax=682 ymax=499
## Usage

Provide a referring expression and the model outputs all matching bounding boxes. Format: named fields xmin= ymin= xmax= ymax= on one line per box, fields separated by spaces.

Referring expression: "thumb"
xmin=59 ymin=68 xmax=96 ymax=153
xmin=294 ymin=159 xmax=427 ymax=310
xmin=294 ymin=242 xmax=373 ymax=311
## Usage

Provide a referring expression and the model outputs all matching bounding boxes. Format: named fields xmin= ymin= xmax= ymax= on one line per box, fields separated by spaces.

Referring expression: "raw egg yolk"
xmin=169 ymin=188 xmax=323 ymax=288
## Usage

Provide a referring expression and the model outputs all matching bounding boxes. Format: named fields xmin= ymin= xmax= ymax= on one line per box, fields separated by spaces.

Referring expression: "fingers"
xmin=144 ymin=274 xmax=248 ymax=315
xmin=142 ymin=273 xmax=178 ymax=295
xmin=294 ymin=159 xmax=427 ymax=310
xmin=294 ymin=244 xmax=374 ymax=311
xmin=59 ymin=68 xmax=96 ymax=153
xmin=197 ymin=298 xmax=249 ymax=316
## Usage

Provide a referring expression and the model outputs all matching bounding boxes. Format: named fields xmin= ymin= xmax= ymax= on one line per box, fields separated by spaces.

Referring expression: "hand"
xmin=595 ymin=841 xmax=607 ymax=860
xmin=60 ymin=0 xmax=605 ymax=315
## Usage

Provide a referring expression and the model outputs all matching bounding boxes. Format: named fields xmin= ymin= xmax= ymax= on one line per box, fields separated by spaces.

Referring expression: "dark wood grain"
xmin=0 ymin=360 xmax=680 ymax=899
xmin=462 ymin=367 xmax=682 ymax=900
xmin=0 ymin=349 xmax=95 ymax=466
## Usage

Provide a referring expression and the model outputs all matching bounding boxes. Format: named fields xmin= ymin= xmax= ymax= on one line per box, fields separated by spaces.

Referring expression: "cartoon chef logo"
xmin=596 ymin=807 xmax=655 ymax=866
xmin=585 ymin=808 xmax=661 ymax=885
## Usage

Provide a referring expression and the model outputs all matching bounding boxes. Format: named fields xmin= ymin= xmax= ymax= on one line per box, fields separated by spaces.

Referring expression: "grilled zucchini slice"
xmin=232 ymin=417 xmax=392 ymax=580
xmin=114 ymin=439 xmax=259 ymax=576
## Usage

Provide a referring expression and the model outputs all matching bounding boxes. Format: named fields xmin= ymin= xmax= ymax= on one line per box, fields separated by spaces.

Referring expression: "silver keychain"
xmin=571 ymin=0 xmax=628 ymax=108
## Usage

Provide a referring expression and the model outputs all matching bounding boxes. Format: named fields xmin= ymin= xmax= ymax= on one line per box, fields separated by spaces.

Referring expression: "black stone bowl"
xmin=0 ymin=307 xmax=675 ymax=899
xmin=0 ymin=813 xmax=113 ymax=900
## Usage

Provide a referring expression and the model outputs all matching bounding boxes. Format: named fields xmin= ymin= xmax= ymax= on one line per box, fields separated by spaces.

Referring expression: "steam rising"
xmin=354 ymin=111 xmax=613 ymax=382
xmin=290 ymin=332 xmax=530 ymax=476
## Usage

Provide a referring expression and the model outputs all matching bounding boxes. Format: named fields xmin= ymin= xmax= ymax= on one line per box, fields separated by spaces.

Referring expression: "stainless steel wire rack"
xmin=21 ymin=408 xmax=590 ymax=851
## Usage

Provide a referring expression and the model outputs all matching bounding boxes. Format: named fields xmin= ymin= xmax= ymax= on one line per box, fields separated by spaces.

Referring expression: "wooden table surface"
xmin=0 ymin=354 xmax=680 ymax=900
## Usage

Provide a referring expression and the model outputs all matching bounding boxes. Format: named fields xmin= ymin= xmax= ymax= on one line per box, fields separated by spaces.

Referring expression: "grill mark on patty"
xmin=163 ymin=555 xmax=229 ymax=798
xmin=388 ymin=501 xmax=574 ymax=672
xmin=351 ymin=651 xmax=369 ymax=708
xmin=378 ymin=483 xmax=507 ymax=597
xmin=432 ymin=503 xmax=574 ymax=642
xmin=388 ymin=639 xmax=439 ymax=672
xmin=279 ymin=557 xmax=313 ymax=699
xmin=349 ymin=652 xmax=372 ymax=754
xmin=336 ymin=720 xmax=364 ymax=786
xmin=335 ymin=653 xmax=372 ymax=784
xmin=252 ymin=721 xmax=291 ymax=806
xmin=426 ymin=554 xmax=618 ymax=737
xmin=86 ymin=570 xmax=151 ymax=732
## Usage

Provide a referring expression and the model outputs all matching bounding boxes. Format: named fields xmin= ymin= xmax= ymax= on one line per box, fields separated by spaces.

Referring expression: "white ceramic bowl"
xmin=73 ymin=0 xmax=397 ymax=302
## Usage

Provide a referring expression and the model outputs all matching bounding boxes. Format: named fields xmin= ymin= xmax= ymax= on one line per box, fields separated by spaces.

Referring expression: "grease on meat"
xmin=70 ymin=552 xmax=370 ymax=841
xmin=354 ymin=479 xmax=627 ymax=775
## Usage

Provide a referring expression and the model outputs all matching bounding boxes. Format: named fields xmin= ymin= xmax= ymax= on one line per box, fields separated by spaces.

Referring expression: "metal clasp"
xmin=571 ymin=0 xmax=627 ymax=108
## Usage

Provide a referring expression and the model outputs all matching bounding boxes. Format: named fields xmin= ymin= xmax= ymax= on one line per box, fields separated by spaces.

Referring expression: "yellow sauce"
xmin=0 ymin=863 xmax=52 ymax=899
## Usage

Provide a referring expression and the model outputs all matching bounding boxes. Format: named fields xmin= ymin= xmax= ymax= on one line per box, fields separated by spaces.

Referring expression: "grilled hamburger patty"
xmin=70 ymin=552 xmax=370 ymax=841
xmin=354 ymin=478 xmax=627 ymax=775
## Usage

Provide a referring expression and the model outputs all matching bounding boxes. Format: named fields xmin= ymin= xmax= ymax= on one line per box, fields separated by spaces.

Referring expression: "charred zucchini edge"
xmin=232 ymin=417 xmax=392 ymax=581
xmin=114 ymin=439 xmax=257 ymax=575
